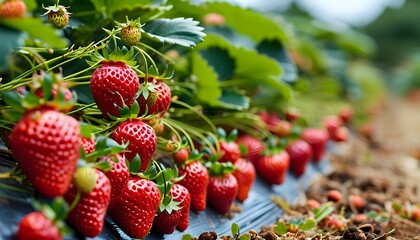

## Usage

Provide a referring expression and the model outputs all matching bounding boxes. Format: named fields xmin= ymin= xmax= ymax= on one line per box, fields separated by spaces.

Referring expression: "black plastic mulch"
xmin=0 ymin=146 xmax=330 ymax=240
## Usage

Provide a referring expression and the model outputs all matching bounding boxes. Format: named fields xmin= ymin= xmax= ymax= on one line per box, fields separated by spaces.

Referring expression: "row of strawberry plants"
xmin=0 ymin=0 xmax=379 ymax=239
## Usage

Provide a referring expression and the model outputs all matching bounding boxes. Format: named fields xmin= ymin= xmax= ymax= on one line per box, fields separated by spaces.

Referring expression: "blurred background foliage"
xmin=1 ymin=0 xmax=418 ymax=129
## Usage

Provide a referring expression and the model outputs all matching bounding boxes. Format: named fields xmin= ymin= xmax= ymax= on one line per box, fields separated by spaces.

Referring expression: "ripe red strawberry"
xmin=9 ymin=109 xmax=80 ymax=197
xmin=327 ymin=190 xmax=342 ymax=202
xmin=306 ymin=199 xmax=320 ymax=209
xmin=0 ymin=0 xmax=26 ymax=18
xmin=325 ymin=215 xmax=346 ymax=231
xmin=173 ymin=148 xmax=189 ymax=164
xmin=301 ymin=128 xmax=328 ymax=163
xmin=285 ymin=110 xmax=299 ymax=122
xmin=274 ymin=120 xmax=291 ymax=137
xmin=286 ymin=140 xmax=312 ymax=177
xmin=339 ymin=106 xmax=353 ymax=124
xmin=137 ymin=80 xmax=171 ymax=117
xmin=258 ymin=111 xmax=281 ymax=126
xmin=256 ymin=150 xmax=290 ymax=185
xmin=171 ymin=184 xmax=191 ymax=231
xmin=90 ymin=61 xmax=139 ymax=119
xmin=178 ymin=161 xmax=209 ymax=211
xmin=332 ymin=126 xmax=349 ymax=142
xmin=349 ymin=195 xmax=365 ymax=210
xmin=99 ymin=154 xmax=129 ymax=207
xmin=80 ymin=137 xmax=96 ymax=154
xmin=207 ymin=173 xmax=238 ymax=215
xmin=233 ymin=158 xmax=256 ymax=202
xmin=236 ymin=135 xmax=264 ymax=165
xmin=15 ymin=212 xmax=62 ymax=240
xmin=64 ymin=169 xmax=111 ymax=238
xmin=112 ymin=119 xmax=156 ymax=172
xmin=109 ymin=177 xmax=161 ymax=238
xmin=153 ymin=208 xmax=181 ymax=235
xmin=219 ymin=140 xmax=241 ymax=163
xmin=412 ymin=208 xmax=420 ymax=222
xmin=323 ymin=115 xmax=343 ymax=140
xmin=34 ymin=84 xmax=72 ymax=102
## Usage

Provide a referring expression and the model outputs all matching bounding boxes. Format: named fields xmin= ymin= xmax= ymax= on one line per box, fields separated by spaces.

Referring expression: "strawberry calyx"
xmin=205 ymin=160 xmax=235 ymax=177
xmin=1 ymin=70 xmax=76 ymax=122
xmin=87 ymin=47 xmax=137 ymax=69
xmin=82 ymin=135 xmax=129 ymax=164
xmin=158 ymin=194 xmax=181 ymax=214
xmin=31 ymin=197 xmax=72 ymax=237
xmin=263 ymin=136 xmax=288 ymax=156
xmin=217 ymin=127 xmax=238 ymax=143
xmin=42 ymin=3 xmax=70 ymax=17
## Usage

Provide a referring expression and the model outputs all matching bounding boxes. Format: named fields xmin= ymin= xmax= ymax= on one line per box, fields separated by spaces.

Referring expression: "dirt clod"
xmin=198 ymin=231 xmax=217 ymax=240
xmin=343 ymin=227 xmax=366 ymax=240
xmin=258 ymin=230 xmax=278 ymax=240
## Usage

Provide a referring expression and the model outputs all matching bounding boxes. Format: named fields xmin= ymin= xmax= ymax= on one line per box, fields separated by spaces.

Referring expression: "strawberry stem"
xmin=0 ymin=182 xmax=34 ymax=194
xmin=134 ymin=46 xmax=158 ymax=74
xmin=138 ymin=42 xmax=173 ymax=63
xmin=65 ymin=190 xmax=81 ymax=219
xmin=172 ymin=99 xmax=217 ymax=133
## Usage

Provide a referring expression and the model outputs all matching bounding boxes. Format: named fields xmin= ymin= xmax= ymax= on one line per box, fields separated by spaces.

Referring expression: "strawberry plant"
xmin=0 ymin=0 xmax=390 ymax=238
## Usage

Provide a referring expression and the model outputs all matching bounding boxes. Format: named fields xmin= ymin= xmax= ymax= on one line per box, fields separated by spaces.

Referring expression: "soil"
xmin=192 ymin=98 xmax=420 ymax=240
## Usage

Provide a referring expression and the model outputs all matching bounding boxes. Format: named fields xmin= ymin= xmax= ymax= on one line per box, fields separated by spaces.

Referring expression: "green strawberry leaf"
xmin=142 ymin=160 xmax=157 ymax=177
xmin=205 ymin=1 xmax=288 ymax=43
xmin=217 ymin=127 xmax=226 ymax=139
xmin=1 ymin=91 xmax=23 ymax=109
xmin=50 ymin=197 xmax=69 ymax=221
xmin=238 ymin=144 xmax=248 ymax=156
xmin=313 ymin=203 xmax=334 ymax=222
xmin=239 ymin=235 xmax=251 ymax=240
xmin=147 ymin=65 xmax=159 ymax=77
xmin=231 ymin=222 xmax=240 ymax=237
xmin=191 ymin=51 xmax=221 ymax=106
xmin=256 ymin=39 xmax=297 ymax=83
xmin=181 ymin=234 xmax=192 ymax=240
xmin=112 ymin=4 xmax=172 ymax=23
xmin=0 ymin=25 xmax=24 ymax=70
xmin=95 ymin=161 xmax=113 ymax=172
xmin=118 ymin=104 xmax=132 ymax=118
xmin=130 ymin=100 xmax=140 ymax=117
xmin=42 ymin=73 xmax=53 ymax=101
xmin=79 ymin=122 xmax=97 ymax=138
xmin=129 ymin=154 xmax=141 ymax=173
xmin=0 ymin=18 xmax=67 ymax=48
xmin=273 ymin=222 xmax=287 ymax=235
xmin=298 ymin=218 xmax=316 ymax=231
xmin=226 ymin=129 xmax=238 ymax=142
xmin=142 ymin=17 xmax=206 ymax=47
xmin=218 ymin=89 xmax=250 ymax=110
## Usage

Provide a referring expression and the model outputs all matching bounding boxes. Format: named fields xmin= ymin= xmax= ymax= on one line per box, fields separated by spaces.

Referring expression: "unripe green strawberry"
xmin=121 ymin=26 xmax=141 ymax=47
xmin=0 ymin=0 xmax=26 ymax=18
xmin=64 ymin=169 xmax=111 ymax=238
xmin=43 ymin=5 xmax=70 ymax=29
xmin=73 ymin=167 xmax=97 ymax=194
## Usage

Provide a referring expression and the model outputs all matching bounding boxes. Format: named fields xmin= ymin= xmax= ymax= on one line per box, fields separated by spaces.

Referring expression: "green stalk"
xmin=172 ymin=99 xmax=217 ymax=133
xmin=138 ymin=42 xmax=173 ymax=63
